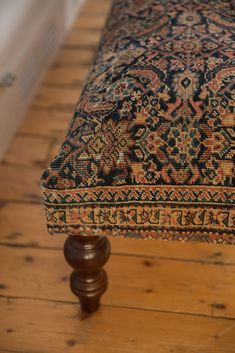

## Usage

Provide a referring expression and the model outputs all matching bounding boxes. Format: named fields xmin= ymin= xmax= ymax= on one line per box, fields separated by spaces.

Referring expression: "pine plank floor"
xmin=0 ymin=1 xmax=235 ymax=352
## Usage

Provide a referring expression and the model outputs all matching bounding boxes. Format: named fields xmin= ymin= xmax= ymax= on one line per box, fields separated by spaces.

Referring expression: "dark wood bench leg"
xmin=63 ymin=235 xmax=111 ymax=313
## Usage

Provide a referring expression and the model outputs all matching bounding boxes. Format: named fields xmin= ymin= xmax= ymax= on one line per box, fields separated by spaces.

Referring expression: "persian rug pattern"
xmin=41 ymin=0 xmax=235 ymax=244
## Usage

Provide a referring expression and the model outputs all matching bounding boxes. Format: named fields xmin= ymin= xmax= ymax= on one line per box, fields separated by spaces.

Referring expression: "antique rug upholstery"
xmin=41 ymin=0 xmax=235 ymax=244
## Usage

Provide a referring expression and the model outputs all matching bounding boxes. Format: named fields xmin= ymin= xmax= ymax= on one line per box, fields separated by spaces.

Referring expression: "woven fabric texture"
xmin=41 ymin=0 xmax=235 ymax=244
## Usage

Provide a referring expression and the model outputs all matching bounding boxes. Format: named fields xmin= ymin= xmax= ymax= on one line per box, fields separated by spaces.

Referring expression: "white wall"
xmin=0 ymin=0 xmax=85 ymax=161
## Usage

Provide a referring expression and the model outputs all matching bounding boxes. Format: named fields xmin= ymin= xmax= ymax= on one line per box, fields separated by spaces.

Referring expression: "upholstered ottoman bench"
xmin=41 ymin=0 xmax=235 ymax=313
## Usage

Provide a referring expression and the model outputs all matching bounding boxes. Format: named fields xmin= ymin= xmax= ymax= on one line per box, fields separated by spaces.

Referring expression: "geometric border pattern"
xmin=42 ymin=185 xmax=235 ymax=205
xmin=42 ymin=185 xmax=235 ymax=244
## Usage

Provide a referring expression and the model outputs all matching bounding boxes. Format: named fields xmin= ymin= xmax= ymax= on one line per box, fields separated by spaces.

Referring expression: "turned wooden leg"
xmin=63 ymin=235 xmax=111 ymax=313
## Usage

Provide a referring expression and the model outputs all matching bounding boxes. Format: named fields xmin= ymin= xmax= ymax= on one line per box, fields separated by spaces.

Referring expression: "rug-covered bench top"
xmin=41 ymin=0 xmax=235 ymax=244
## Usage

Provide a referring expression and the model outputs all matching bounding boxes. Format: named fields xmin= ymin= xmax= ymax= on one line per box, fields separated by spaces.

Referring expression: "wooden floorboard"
xmin=0 ymin=0 xmax=235 ymax=352
xmin=33 ymin=86 xmax=81 ymax=110
xmin=1 ymin=297 xmax=235 ymax=353
xmin=18 ymin=108 xmax=72 ymax=137
xmin=73 ymin=15 xmax=106 ymax=30
xmin=1 ymin=245 xmax=235 ymax=319
xmin=2 ymin=136 xmax=52 ymax=169
xmin=65 ymin=29 xmax=102 ymax=48
xmin=0 ymin=165 xmax=41 ymax=202
xmin=53 ymin=48 xmax=94 ymax=66
xmin=43 ymin=66 xmax=89 ymax=86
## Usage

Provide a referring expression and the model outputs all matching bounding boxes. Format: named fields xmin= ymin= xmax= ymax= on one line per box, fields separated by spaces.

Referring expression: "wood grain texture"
xmin=18 ymin=108 xmax=71 ymax=137
xmin=1 ymin=297 xmax=235 ymax=353
xmin=33 ymin=87 xmax=81 ymax=110
xmin=73 ymin=15 xmax=106 ymax=30
xmin=0 ymin=246 xmax=235 ymax=318
xmin=65 ymin=30 xmax=101 ymax=48
xmin=3 ymin=135 xmax=52 ymax=168
xmin=54 ymin=48 xmax=94 ymax=66
xmin=0 ymin=166 xmax=41 ymax=202
xmin=81 ymin=0 xmax=111 ymax=15
xmin=44 ymin=66 xmax=89 ymax=86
